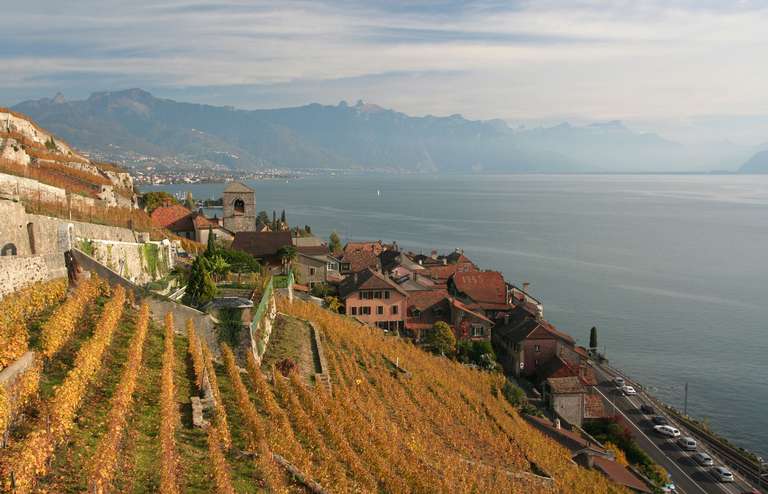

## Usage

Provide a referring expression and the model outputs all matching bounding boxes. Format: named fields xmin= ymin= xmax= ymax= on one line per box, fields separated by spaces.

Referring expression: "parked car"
xmin=712 ymin=466 xmax=734 ymax=482
xmin=652 ymin=415 xmax=670 ymax=426
xmin=614 ymin=377 xmax=625 ymax=388
xmin=640 ymin=404 xmax=655 ymax=415
xmin=693 ymin=452 xmax=714 ymax=467
xmin=623 ymin=385 xmax=637 ymax=396
xmin=654 ymin=425 xmax=681 ymax=438
xmin=677 ymin=436 xmax=697 ymax=451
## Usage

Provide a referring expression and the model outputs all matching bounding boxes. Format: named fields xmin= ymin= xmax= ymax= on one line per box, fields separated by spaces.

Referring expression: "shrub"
xmin=424 ymin=321 xmax=456 ymax=356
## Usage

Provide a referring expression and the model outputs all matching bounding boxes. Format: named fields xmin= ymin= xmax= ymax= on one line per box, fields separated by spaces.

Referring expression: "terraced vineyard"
xmin=0 ymin=279 xmax=627 ymax=493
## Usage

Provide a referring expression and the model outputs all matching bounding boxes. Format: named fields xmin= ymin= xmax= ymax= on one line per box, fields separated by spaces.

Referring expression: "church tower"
xmin=222 ymin=181 xmax=256 ymax=233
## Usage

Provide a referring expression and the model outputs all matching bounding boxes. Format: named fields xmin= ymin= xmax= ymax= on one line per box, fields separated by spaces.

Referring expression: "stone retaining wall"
xmin=0 ymin=253 xmax=66 ymax=298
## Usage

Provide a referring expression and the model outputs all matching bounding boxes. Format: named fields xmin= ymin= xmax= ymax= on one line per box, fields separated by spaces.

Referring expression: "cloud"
xmin=2 ymin=0 xmax=768 ymax=130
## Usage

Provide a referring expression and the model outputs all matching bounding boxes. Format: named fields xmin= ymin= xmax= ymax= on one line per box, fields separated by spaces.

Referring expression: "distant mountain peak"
xmin=52 ymin=92 xmax=66 ymax=104
xmin=587 ymin=120 xmax=627 ymax=131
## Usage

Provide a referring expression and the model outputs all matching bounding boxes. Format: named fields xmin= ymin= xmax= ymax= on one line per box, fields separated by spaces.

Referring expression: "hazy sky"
xmin=3 ymin=1 xmax=768 ymax=144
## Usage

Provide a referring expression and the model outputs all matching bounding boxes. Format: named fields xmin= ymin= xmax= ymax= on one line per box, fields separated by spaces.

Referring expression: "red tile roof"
xmin=192 ymin=213 xmax=217 ymax=229
xmin=591 ymin=456 xmax=651 ymax=493
xmin=231 ymin=231 xmax=293 ymax=258
xmin=344 ymin=240 xmax=384 ymax=256
xmin=339 ymin=268 xmax=408 ymax=298
xmin=451 ymin=298 xmax=494 ymax=324
xmin=405 ymin=289 xmax=451 ymax=331
xmin=151 ymin=204 xmax=195 ymax=232
xmin=297 ymin=245 xmax=331 ymax=256
xmin=340 ymin=250 xmax=380 ymax=273
xmin=424 ymin=262 xmax=477 ymax=283
xmin=451 ymin=271 xmax=508 ymax=307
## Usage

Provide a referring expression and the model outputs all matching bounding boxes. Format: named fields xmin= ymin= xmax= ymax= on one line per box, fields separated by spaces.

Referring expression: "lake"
xmin=144 ymin=174 xmax=768 ymax=456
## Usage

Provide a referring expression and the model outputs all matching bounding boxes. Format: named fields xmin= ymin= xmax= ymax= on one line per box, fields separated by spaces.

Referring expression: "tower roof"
xmin=223 ymin=181 xmax=254 ymax=193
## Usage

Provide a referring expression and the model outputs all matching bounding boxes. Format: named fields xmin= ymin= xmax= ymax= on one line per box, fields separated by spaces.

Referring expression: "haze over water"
xmin=146 ymin=174 xmax=768 ymax=456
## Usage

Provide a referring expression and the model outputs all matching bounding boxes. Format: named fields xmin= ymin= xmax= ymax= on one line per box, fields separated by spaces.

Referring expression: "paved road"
xmin=593 ymin=365 xmax=759 ymax=494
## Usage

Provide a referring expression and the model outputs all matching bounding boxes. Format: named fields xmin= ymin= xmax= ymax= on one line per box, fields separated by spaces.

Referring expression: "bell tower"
xmin=222 ymin=182 xmax=256 ymax=233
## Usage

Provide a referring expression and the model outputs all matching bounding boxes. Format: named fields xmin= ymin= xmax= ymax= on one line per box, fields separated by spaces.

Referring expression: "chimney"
xmin=430 ymin=250 xmax=437 ymax=260
xmin=418 ymin=259 xmax=423 ymax=266
xmin=554 ymin=418 xmax=561 ymax=430
xmin=442 ymin=258 xmax=447 ymax=265
xmin=522 ymin=282 xmax=530 ymax=293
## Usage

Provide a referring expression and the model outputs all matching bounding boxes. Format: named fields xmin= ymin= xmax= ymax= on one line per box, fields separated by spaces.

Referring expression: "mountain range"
xmin=11 ymin=89 xmax=761 ymax=173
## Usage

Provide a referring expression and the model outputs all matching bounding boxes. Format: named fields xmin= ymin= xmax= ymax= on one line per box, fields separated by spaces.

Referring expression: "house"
xmin=508 ymin=283 xmax=544 ymax=317
xmin=338 ymin=268 xmax=407 ymax=331
xmin=492 ymin=304 xmax=576 ymax=378
xmin=526 ymin=416 xmax=651 ymax=493
xmin=450 ymin=298 xmax=494 ymax=340
xmin=193 ymin=214 xmax=234 ymax=245
xmin=405 ymin=289 xmax=452 ymax=339
xmin=448 ymin=270 xmax=513 ymax=320
xmin=293 ymin=247 xmax=342 ymax=289
xmin=151 ymin=204 xmax=196 ymax=239
xmin=339 ymin=249 xmax=381 ymax=275
xmin=545 ymin=376 xmax=586 ymax=426
xmin=231 ymin=231 xmax=293 ymax=268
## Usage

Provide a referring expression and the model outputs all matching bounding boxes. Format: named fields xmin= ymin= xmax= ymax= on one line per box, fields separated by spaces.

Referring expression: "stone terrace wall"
xmin=0 ymin=253 xmax=66 ymax=298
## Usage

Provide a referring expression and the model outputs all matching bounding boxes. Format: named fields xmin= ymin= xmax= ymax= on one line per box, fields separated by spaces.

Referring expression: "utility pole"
xmin=683 ymin=382 xmax=688 ymax=416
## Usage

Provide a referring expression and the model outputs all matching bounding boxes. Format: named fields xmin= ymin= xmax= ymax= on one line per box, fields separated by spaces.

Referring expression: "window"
xmin=534 ymin=344 xmax=541 ymax=353
xmin=327 ymin=261 xmax=336 ymax=271
xmin=341 ymin=263 xmax=351 ymax=271
xmin=374 ymin=291 xmax=382 ymax=299
xmin=361 ymin=307 xmax=371 ymax=315
xmin=391 ymin=305 xmax=398 ymax=315
xmin=471 ymin=324 xmax=485 ymax=337
xmin=309 ymin=267 xmax=316 ymax=276
xmin=351 ymin=307 xmax=358 ymax=316
xmin=384 ymin=291 xmax=390 ymax=299
xmin=233 ymin=198 xmax=245 ymax=214
xmin=377 ymin=306 xmax=384 ymax=315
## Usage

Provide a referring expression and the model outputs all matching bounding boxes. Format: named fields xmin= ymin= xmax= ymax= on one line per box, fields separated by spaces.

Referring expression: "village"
xmin=148 ymin=181 xmax=664 ymax=493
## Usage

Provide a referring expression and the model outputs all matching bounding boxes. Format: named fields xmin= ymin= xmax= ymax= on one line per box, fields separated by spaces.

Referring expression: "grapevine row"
xmin=159 ymin=313 xmax=180 ymax=494
xmin=220 ymin=344 xmax=287 ymax=493
xmin=40 ymin=276 xmax=101 ymax=358
xmin=0 ymin=285 xmax=126 ymax=494
xmin=0 ymin=277 xmax=68 ymax=368
xmin=0 ymin=360 xmax=41 ymax=441
xmin=87 ymin=302 xmax=151 ymax=493
xmin=197 ymin=330 xmax=232 ymax=450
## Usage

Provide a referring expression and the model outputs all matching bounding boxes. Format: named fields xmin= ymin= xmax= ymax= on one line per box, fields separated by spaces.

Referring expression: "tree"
xmin=256 ymin=210 xmax=270 ymax=226
xmin=184 ymin=191 xmax=196 ymax=210
xmin=304 ymin=225 xmax=311 ymax=234
xmin=205 ymin=226 xmax=217 ymax=256
xmin=425 ymin=321 xmax=456 ymax=356
xmin=589 ymin=326 xmax=598 ymax=352
xmin=280 ymin=209 xmax=286 ymax=224
xmin=187 ymin=255 xmax=217 ymax=306
xmin=329 ymin=231 xmax=341 ymax=254
xmin=272 ymin=210 xmax=277 ymax=231
xmin=141 ymin=191 xmax=177 ymax=213
xmin=324 ymin=296 xmax=341 ymax=313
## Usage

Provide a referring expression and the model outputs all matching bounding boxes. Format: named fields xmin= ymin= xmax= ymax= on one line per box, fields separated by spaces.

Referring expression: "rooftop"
xmin=339 ymin=268 xmax=408 ymax=298
xmin=547 ymin=376 xmax=585 ymax=394
xmin=451 ymin=270 xmax=508 ymax=307
xmin=150 ymin=204 xmax=194 ymax=231
xmin=223 ymin=181 xmax=254 ymax=193
xmin=231 ymin=231 xmax=292 ymax=257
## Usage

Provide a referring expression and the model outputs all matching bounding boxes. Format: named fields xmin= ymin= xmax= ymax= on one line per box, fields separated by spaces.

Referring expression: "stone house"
xmin=545 ymin=376 xmax=586 ymax=427
xmin=492 ymin=304 xmax=576 ymax=378
xmin=339 ymin=268 xmax=407 ymax=331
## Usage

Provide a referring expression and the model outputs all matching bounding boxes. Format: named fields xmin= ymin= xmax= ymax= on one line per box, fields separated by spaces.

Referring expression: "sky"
xmin=2 ymin=0 xmax=768 ymax=145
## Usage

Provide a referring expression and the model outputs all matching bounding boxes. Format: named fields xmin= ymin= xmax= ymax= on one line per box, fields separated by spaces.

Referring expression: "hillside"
xmin=739 ymin=149 xmax=768 ymax=173
xmin=13 ymin=89 xmax=708 ymax=173
xmin=0 ymin=278 xmax=625 ymax=493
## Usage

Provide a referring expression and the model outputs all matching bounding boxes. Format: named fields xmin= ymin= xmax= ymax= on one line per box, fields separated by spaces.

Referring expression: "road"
xmin=593 ymin=365 xmax=760 ymax=494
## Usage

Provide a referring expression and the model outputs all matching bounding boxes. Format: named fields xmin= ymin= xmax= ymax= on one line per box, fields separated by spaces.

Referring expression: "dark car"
xmin=652 ymin=415 xmax=669 ymax=425
xmin=640 ymin=404 xmax=655 ymax=415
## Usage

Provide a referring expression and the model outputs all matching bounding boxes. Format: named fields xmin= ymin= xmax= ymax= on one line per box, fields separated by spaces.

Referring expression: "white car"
xmin=677 ymin=436 xmax=697 ymax=451
xmin=622 ymin=385 xmax=637 ymax=396
xmin=712 ymin=466 xmax=734 ymax=482
xmin=654 ymin=425 xmax=681 ymax=438
xmin=692 ymin=452 xmax=714 ymax=466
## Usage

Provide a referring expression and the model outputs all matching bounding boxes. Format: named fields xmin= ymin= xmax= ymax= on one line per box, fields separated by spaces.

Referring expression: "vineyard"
xmin=0 ymin=279 xmax=628 ymax=493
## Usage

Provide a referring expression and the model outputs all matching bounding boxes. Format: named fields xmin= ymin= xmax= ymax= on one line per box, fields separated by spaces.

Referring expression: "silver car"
xmin=677 ymin=436 xmax=697 ymax=451
xmin=692 ymin=452 xmax=714 ymax=466
xmin=712 ymin=466 xmax=734 ymax=482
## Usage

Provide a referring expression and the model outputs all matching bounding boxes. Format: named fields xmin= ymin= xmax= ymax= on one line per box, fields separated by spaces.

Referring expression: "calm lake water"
xmin=145 ymin=174 xmax=768 ymax=456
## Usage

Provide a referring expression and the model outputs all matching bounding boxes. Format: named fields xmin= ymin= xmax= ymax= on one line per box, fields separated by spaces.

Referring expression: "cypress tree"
xmin=589 ymin=326 xmax=598 ymax=351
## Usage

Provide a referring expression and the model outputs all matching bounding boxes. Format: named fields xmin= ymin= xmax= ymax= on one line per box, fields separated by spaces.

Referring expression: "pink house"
xmin=339 ymin=268 xmax=407 ymax=331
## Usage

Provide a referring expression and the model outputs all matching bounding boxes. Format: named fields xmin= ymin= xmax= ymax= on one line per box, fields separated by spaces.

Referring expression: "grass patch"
xmin=260 ymin=314 xmax=313 ymax=380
